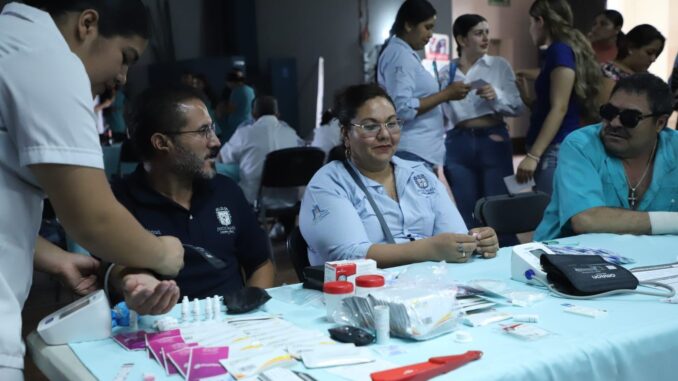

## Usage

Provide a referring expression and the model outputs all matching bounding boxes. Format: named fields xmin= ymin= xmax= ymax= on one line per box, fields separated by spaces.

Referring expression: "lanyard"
xmin=342 ymin=161 xmax=396 ymax=244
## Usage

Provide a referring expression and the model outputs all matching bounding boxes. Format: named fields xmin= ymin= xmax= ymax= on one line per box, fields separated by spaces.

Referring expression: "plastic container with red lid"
xmin=323 ymin=281 xmax=354 ymax=322
xmin=355 ymin=275 xmax=385 ymax=297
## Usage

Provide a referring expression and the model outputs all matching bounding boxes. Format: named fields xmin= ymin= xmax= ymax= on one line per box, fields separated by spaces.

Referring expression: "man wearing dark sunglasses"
xmin=105 ymin=85 xmax=275 ymax=314
xmin=535 ymin=73 xmax=678 ymax=240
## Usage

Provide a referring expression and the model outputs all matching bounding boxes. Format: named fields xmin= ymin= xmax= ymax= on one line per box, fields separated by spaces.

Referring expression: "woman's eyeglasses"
xmin=166 ymin=123 xmax=217 ymax=139
xmin=599 ymin=103 xmax=661 ymax=129
xmin=350 ymin=119 xmax=402 ymax=137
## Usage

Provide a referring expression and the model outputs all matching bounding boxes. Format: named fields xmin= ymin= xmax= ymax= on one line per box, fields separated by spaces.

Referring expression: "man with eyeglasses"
xmin=535 ymin=73 xmax=678 ymax=240
xmin=106 ymin=86 xmax=275 ymax=313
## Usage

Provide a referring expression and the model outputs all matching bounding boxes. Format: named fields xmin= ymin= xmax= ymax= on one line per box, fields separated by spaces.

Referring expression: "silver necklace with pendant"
xmin=626 ymin=140 xmax=657 ymax=210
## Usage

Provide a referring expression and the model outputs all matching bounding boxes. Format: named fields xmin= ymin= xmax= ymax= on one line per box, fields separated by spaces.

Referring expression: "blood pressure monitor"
xmin=37 ymin=289 xmax=112 ymax=345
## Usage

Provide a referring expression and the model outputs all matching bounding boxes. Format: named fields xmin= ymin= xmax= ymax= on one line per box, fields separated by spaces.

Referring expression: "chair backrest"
xmin=286 ymin=226 xmax=310 ymax=282
xmin=215 ymin=162 xmax=240 ymax=182
xmin=474 ymin=191 xmax=551 ymax=234
xmin=327 ymin=145 xmax=346 ymax=163
xmin=259 ymin=147 xmax=325 ymax=188
xmin=102 ymin=143 xmax=122 ymax=180
xmin=117 ymin=139 xmax=140 ymax=178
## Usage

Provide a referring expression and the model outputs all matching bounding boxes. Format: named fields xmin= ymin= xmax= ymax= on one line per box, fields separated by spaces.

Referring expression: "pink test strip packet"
xmin=162 ymin=342 xmax=199 ymax=376
xmin=168 ymin=346 xmax=193 ymax=378
xmin=145 ymin=329 xmax=182 ymax=342
xmin=186 ymin=346 xmax=230 ymax=381
xmin=112 ymin=331 xmax=147 ymax=351
xmin=148 ymin=335 xmax=185 ymax=364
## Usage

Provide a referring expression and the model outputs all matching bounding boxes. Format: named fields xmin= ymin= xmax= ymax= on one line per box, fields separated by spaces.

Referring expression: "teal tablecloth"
xmin=67 ymin=234 xmax=678 ymax=380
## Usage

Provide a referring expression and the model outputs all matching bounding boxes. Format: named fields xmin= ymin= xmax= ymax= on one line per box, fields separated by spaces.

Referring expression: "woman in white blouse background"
xmin=439 ymin=14 xmax=524 ymax=244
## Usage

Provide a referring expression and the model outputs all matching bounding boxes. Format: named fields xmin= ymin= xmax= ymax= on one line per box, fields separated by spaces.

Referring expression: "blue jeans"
xmin=531 ymin=144 xmax=560 ymax=196
xmin=444 ymin=124 xmax=514 ymax=228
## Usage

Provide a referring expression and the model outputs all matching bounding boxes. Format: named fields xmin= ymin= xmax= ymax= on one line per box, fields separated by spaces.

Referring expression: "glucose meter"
xmin=37 ymin=289 xmax=112 ymax=345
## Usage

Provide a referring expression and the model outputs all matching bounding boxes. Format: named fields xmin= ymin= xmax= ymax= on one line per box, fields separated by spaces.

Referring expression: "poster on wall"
xmin=425 ymin=33 xmax=450 ymax=62
xmin=422 ymin=33 xmax=450 ymax=83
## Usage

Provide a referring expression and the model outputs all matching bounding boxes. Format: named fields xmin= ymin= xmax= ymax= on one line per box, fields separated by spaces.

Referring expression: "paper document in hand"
xmin=467 ymin=79 xmax=489 ymax=90
xmin=504 ymin=175 xmax=535 ymax=195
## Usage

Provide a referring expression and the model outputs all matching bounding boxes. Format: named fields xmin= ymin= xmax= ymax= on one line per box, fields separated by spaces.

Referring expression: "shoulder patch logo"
xmin=216 ymin=207 xmax=232 ymax=226
xmin=413 ymin=174 xmax=429 ymax=189
xmin=312 ymin=204 xmax=330 ymax=222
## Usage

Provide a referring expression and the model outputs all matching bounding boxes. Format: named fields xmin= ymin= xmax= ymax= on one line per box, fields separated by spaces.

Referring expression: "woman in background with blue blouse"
xmin=515 ymin=0 xmax=601 ymax=195
xmin=377 ymin=0 xmax=470 ymax=171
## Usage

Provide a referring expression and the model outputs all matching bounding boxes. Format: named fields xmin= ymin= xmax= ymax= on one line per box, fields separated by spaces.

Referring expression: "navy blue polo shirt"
xmin=111 ymin=165 xmax=270 ymax=299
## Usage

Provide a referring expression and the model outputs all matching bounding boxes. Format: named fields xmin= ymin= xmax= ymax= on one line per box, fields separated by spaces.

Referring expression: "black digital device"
xmin=540 ymin=254 xmax=639 ymax=296
xmin=302 ymin=265 xmax=325 ymax=291
xmin=328 ymin=325 xmax=375 ymax=346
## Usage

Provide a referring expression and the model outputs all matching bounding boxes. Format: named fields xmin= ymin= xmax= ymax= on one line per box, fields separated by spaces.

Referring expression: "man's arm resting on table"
xmin=106 ymin=264 xmax=179 ymax=315
xmin=34 ymin=236 xmax=100 ymax=296
xmin=245 ymin=259 xmax=275 ymax=289
xmin=29 ymin=164 xmax=183 ymax=276
xmin=570 ymin=208 xmax=678 ymax=235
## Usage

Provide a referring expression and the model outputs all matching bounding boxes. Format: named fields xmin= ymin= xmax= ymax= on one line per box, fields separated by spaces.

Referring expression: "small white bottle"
xmin=181 ymin=296 xmax=190 ymax=322
xmin=192 ymin=298 xmax=201 ymax=322
xmin=374 ymin=305 xmax=390 ymax=344
xmin=204 ymin=297 xmax=213 ymax=320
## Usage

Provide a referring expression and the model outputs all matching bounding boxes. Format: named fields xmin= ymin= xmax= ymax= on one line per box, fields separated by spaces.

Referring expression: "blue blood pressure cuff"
xmin=540 ymin=254 xmax=639 ymax=296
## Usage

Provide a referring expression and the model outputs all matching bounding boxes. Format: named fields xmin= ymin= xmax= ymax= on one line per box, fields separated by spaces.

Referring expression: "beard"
xmin=172 ymin=144 xmax=219 ymax=181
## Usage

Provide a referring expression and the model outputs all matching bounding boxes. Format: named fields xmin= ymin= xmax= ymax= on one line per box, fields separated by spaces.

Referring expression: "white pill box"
xmin=324 ymin=259 xmax=377 ymax=282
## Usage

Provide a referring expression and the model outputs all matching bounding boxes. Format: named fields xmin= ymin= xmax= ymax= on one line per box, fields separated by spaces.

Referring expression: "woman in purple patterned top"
xmin=599 ymin=24 xmax=665 ymax=101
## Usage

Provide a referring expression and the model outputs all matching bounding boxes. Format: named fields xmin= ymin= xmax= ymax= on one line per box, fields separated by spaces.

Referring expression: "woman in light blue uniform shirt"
xmin=377 ymin=0 xmax=470 ymax=170
xmin=299 ymin=84 xmax=498 ymax=268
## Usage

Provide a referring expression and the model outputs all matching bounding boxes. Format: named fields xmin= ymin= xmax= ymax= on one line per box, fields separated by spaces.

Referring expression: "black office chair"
xmin=474 ymin=191 xmax=551 ymax=234
xmin=117 ymin=139 xmax=140 ymax=178
xmin=255 ymin=147 xmax=325 ymax=233
xmin=327 ymin=144 xmax=346 ymax=163
xmin=286 ymin=226 xmax=311 ymax=282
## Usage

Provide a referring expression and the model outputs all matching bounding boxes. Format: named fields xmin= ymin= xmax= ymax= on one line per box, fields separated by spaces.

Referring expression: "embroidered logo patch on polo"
xmin=413 ymin=174 xmax=436 ymax=195
xmin=216 ymin=207 xmax=232 ymax=226
xmin=215 ymin=207 xmax=235 ymax=234
xmin=312 ymin=204 xmax=329 ymax=222
xmin=413 ymin=174 xmax=429 ymax=189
